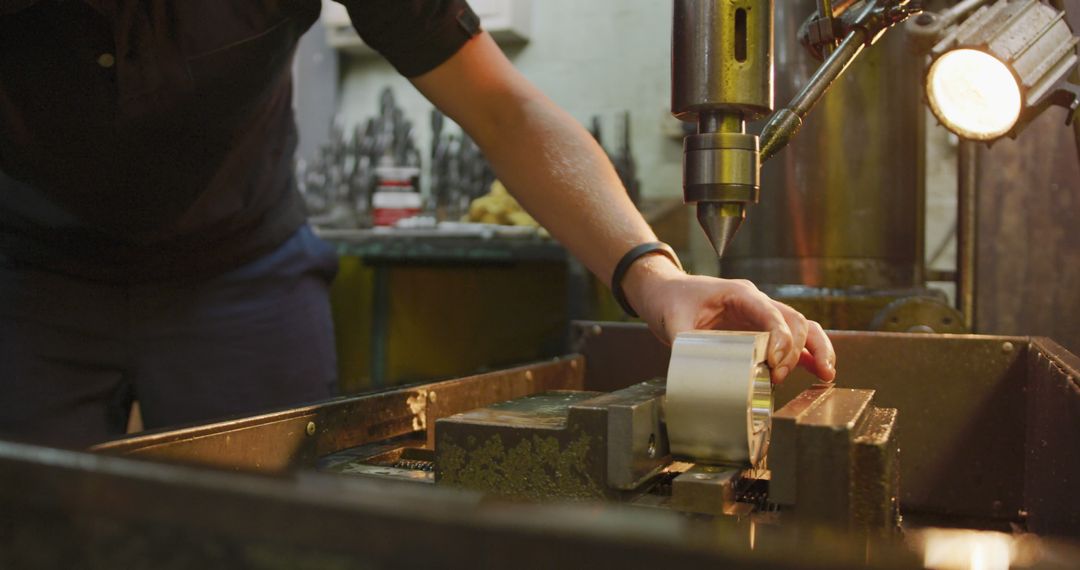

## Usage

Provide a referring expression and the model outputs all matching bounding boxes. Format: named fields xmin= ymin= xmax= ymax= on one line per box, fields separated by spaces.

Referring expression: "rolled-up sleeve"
xmin=336 ymin=0 xmax=481 ymax=77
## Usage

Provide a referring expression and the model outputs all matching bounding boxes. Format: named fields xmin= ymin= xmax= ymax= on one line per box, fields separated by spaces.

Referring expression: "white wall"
xmin=336 ymin=0 xmax=683 ymax=201
xmin=924 ymin=112 xmax=960 ymax=302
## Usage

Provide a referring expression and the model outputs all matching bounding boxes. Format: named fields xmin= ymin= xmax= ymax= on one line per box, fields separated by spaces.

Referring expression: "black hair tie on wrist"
xmin=611 ymin=241 xmax=683 ymax=318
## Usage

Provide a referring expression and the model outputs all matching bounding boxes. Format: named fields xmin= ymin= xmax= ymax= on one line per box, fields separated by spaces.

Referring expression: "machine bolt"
xmin=306 ymin=421 xmax=316 ymax=436
xmin=1001 ymin=341 xmax=1015 ymax=354
xmin=525 ymin=371 xmax=534 ymax=381
xmin=590 ymin=324 xmax=603 ymax=336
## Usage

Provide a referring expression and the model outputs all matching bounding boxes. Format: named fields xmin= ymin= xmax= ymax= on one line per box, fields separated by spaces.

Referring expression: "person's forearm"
xmin=467 ymin=95 xmax=658 ymax=283
xmin=410 ymin=33 xmax=835 ymax=380
xmin=412 ymin=34 xmax=665 ymax=286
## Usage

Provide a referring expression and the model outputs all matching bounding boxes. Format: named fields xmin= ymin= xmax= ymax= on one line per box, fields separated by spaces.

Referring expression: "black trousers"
xmin=0 ymin=225 xmax=339 ymax=447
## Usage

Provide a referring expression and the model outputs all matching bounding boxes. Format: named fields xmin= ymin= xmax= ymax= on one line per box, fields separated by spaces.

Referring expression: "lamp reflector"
xmin=927 ymin=49 xmax=1022 ymax=141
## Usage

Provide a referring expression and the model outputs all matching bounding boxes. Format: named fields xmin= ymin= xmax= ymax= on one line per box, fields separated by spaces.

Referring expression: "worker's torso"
xmin=0 ymin=0 xmax=321 ymax=281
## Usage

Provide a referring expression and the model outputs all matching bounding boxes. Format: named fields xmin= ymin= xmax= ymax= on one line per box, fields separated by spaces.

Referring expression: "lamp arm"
xmin=759 ymin=0 xmax=923 ymax=162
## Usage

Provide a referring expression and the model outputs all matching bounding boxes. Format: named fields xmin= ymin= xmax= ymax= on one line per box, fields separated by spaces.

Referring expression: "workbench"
xmin=318 ymin=228 xmax=615 ymax=392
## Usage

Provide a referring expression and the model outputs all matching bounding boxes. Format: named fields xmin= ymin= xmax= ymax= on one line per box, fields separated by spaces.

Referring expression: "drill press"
xmin=671 ymin=0 xmax=773 ymax=259
xmin=673 ymin=0 xmax=923 ymax=262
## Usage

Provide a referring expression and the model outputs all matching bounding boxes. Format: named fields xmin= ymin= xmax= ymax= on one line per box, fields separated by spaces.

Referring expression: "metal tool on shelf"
xmin=298 ymin=87 xmax=422 ymax=228
xmin=589 ymin=111 xmax=641 ymax=207
xmin=429 ymin=109 xmax=497 ymax=222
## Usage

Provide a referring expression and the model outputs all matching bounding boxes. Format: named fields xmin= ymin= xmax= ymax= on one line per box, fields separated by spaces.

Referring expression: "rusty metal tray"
xmin=1 ymin=324 xmax=1077 ymax=568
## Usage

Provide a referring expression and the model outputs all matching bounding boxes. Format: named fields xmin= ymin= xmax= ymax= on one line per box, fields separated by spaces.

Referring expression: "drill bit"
xmin=697 ymin=202 xmax=746 ymax=259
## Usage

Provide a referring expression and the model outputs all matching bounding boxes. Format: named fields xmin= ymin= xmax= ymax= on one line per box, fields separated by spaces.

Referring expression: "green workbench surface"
xmin=316 ymin=228 xmax=567 ymax=264
xmin=319 ymin=228 xmax=622 ymax=394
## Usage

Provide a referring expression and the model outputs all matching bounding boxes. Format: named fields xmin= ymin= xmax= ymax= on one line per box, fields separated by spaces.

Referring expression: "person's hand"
xmin=621 ymin=254 xmax=836 ymax=385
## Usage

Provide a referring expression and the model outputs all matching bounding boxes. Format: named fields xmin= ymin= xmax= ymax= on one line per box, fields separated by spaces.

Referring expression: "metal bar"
xmin=792 ymin=388 xmax=876 ymax=525
xmin=792 ymin=31 xmax=865 ymax=119
xmin=817 ymin=0 xmax=834 ymax=17
xmin=94 ymin=356 xmax=585 ymax=472
xmin=759 ymin=29 xmax=866 ymax=161
xmin=817 ymin=0 xmax=836 ymax=56
xmin=939 ymin=0 xmax=993 ymax=28
xmin=0 ymin=439 xmax=945 ymax=569
xmin=914 ymin=88 xmax=928 ymax=286
xmin=957 ymin=140 xmax=978 ymax=331
xmin=671 ymin=465 xmax=740 ymax=515
xmin=769 ymin=383 xmax=834 ymax=506
xmin=9 ymin=435 xmax=1080 ymax=566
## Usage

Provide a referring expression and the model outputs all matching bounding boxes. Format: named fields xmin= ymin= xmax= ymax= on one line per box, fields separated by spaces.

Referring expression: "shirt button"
xmin=97 ymin=53 xmax=115 ymax=68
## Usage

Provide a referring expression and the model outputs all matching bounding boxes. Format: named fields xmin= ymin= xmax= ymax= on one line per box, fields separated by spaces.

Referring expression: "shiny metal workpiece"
xmin=665 ymin=331 xmax=772 ymax=467
xmin=769 ymin=382 xmax=900 ymax=531
xmin=671 ymin=464 xmax=741 ymax=515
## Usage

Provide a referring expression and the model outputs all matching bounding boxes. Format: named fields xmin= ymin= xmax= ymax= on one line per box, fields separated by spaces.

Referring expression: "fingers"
xmin=771 ymin=301 xmax=809 ymax=384
xmin=803 ymin=320 xmax=836 ymax=382
xmin=724 ymin=283 xmax=794 ymax=383
xmin=775 ymin=315 xmax=834 ymax=383
xmin=642 ymin=275 xmax=836 ymax=384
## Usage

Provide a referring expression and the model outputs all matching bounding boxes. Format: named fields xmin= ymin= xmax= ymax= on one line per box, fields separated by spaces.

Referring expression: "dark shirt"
xmin=0 ymin=0 xmax=479 ymax=282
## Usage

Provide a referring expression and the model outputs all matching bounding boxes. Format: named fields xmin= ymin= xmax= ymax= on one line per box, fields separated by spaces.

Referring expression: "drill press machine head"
xmin=672 ymin=0 xmax=774 ymax=259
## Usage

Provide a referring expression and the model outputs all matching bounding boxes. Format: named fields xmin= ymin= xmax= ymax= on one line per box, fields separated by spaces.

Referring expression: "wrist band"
xmin=611 ymin=241 xmax=683 ymax=318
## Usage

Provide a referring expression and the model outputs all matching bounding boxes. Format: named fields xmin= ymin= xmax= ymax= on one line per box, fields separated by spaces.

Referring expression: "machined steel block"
xmin=434 ymin=380 xmax=669 ymax=500
xmin=769 ymin=384 xmax=900 ymax=531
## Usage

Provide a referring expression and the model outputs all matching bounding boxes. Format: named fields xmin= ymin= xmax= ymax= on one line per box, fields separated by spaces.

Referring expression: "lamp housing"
xmin=925 ymin=0 xmax=1079 ymax=141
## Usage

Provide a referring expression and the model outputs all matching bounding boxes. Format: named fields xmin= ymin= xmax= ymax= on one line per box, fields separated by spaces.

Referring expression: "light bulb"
xmin=927 ymin=49 xmax=1022 ymax=141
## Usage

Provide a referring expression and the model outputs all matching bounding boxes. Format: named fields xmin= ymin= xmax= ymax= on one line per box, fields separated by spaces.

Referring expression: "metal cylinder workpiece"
xmin=672 ymin=0 xmax=775 ymax=122
xmin=683 ymin=131 xmax=760 ymax=204
xmin=665 ymin=331 xmax=773 ymax=467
